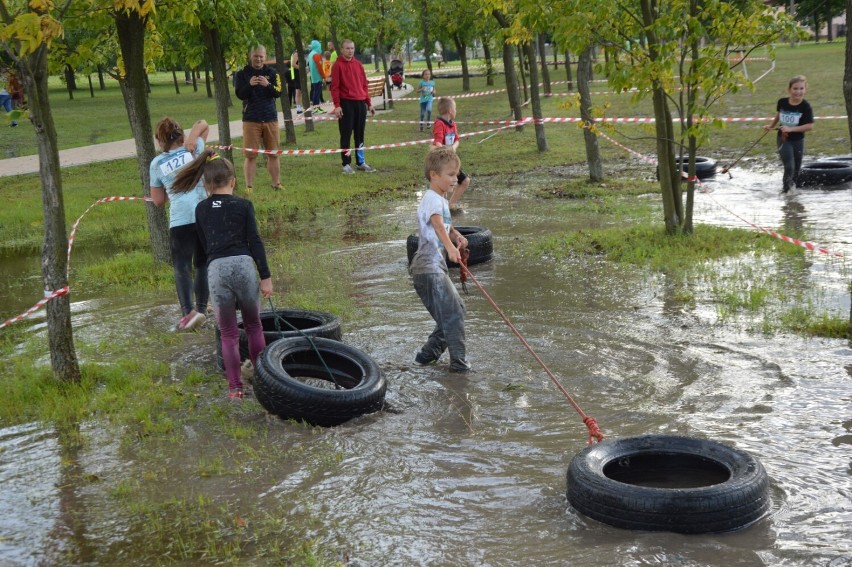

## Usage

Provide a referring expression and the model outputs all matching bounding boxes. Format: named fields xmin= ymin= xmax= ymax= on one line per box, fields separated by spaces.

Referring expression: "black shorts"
xmin=288 ymin=69 xmax=301 ymax=90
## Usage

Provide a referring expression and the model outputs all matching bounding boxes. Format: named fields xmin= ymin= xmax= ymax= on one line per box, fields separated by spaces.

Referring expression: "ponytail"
xmin=172 ymin=150 xmax=235 ymax=193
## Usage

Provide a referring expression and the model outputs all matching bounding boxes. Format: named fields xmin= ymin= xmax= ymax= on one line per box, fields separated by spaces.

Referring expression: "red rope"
xmin=458 ymin=252 xmax=605 ymax=444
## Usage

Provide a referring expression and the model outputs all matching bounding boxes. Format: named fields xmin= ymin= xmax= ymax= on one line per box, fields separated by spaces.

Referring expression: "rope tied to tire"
xmin=457 ymin=259 xmax=605 ymax=445
xmin=267 ymin=298 xmax=342 ymax=390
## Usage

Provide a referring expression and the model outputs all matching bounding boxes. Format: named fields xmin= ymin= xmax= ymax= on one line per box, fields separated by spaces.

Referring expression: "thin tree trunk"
xmin=64 ymin=64 xmax=75 ymax=99
xmin=493 ymin=10 xmax=523 ymax=129
xmin=578 ymin=46 xmax=602 ymax=181
xmin=87 ymin=74 xmax=94 ymax=98
xmin=566 ymin=50 xmax=574 ymax=90
xmin=290 ymin=27 xmax=315 ymax=132
xmin=522 ymin=40 xmax=547 ymax=151
xmin=201 ymin=23 xmax=234 ymax=164
xmin=453 ymin=34 xmax=470 ymax=91
xmin=517 ymin=44 xmax=528 ymax=103
xmin=272 ymin=19 xmax=297 ymax=145
xmin=18 ymin=47 xmax=81 ymax=383
xmin=204 ymin=64 xmax=212 ymax=98
xmin=377 ymin=36 xmax=393 ymax=109
xmin=97 ymin=65 xmax=105 ymax=90
xmin=114 ymin=9 xmax=169 ymax=263
xmin=537 ymin=34 xmax=551 ymax=95
xmin=421 ymin=0 xmax=432 ymax=74
xmin=482 ymin=36 xmax=494 ymax=86
xmin=171 ymin=69 xmax=180 ymax=94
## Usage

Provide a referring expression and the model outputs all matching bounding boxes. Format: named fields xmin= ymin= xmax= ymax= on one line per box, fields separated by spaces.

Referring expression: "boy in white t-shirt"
xmin=409 ymin=147 xmax=471 ymax=372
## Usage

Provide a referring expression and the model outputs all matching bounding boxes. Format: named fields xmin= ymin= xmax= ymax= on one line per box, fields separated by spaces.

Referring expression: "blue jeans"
xmin=310 ymin=81 xmax=324 ymax=106
xmin=413 ymin=272 xmax=468 ymax=370
xmin=0 ymin=93 xmax=11 ymax=113
xmin=419 ymin=100 xmax=432 ymax=128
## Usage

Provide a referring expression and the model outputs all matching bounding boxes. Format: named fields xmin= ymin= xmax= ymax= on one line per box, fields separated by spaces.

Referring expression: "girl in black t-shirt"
xmin=764 ymin=75 xmax=814 ymax=192
xmin=172 ymin=151 xmax=274 ymax=399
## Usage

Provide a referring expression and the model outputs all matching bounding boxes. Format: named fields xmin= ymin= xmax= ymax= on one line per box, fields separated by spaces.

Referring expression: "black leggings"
xmin=338 ymin=98 xmax=367 ymax=166
xmin=777 ymin=135 xmax=804 ymax=187
xmin=169 ymin=224 xmax=208 ymax=316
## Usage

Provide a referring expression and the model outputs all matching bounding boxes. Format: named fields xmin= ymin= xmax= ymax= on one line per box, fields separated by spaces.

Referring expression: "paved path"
xmin=0 ymin=83 xmax=412 ymax=178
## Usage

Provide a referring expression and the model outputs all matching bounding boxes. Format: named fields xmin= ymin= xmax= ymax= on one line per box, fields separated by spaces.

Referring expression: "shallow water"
xmin=1 ymin=164 xmax=851 ymax=566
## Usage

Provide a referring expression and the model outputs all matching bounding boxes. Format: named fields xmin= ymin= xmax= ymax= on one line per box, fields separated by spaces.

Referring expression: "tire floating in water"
xmin=406 ymin=225 xmax=493 ymax=267
xmin=254 ymin=337 xmax=387 ymax=427
xmin=796 ymin=161 xmax=852 ymax=187
xmin=567 ymin=434 xmax=770 ymax=534
xmin=676 ymin=156 xmax=717 ymax=179
xmin=215 ymin=308 xmax=342 ymax=371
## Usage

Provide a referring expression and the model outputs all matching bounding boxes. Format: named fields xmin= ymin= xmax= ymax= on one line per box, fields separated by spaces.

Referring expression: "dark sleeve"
xmin=266 ymin=67 xmax=281 ymax=99
xmin=801 ymin=101 xmax=814 ymax=125
xmin=195 ymin=202 xmax=208 ymax=253
xmin=234 ymin=70 xmax=252 ymax=101
xmin=245 ymin=201 xmax=271 ymax=279
xmin=776 ymin=98 xmax=783 ymax=113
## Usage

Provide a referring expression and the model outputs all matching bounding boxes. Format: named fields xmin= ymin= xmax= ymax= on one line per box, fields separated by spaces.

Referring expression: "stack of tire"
xmin=216 ymin=308 xmax=386 ymax=426
xmin=406 ymin=226 xmax=494 ymax=267
xmin=797 ymin=156 xmax=852 ymax=188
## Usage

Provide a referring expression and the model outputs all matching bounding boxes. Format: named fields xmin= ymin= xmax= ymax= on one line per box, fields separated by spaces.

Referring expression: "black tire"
xmin=817 ymin=154 xmax=852 ymax=163
xmin=406 ymin=226 xmax=493 ymax=267
xmin=655 ymin=157 xmax=717 ymax=181
xmin=215 ymin=308 xmax=342 ymax=371
xmin=567 ymin=435 xmax=770 ymax=534
xmin=797 ymin=161 xmax=852 ymax=187
xmin=254 ymin=337 xmax=386 ymax=426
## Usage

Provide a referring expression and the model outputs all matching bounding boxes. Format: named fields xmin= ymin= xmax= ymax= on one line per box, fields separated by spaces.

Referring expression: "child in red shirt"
xmin=431 ymin=97 xmax=471 ymax=210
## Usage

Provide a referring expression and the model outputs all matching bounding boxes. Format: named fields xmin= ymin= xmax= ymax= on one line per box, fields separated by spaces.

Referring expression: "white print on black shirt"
xmin=212 ymin=200 xmax=222 ymax=208
xmin=779 ymin=110 xmax=802 ymax=128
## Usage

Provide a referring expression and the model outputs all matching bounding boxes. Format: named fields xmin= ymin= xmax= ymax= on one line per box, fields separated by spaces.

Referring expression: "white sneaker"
xmin=356 ymin=163 xmax=376 ymax=172
xmin=342 ymin=164 xmax=355 ymax=174
xmin=178 ymin=311 xmax=206 ymax=331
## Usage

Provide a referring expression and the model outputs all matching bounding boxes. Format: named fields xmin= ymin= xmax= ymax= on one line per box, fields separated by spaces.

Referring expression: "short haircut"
xmin=341 ymin=39 xmax=354 ymax=47
xmin=424 ymin=146 xmax=461 ymax=181
xmin=250 ymin=45 xmax=266 ymax=56
xmin=788 ymin=75 xmax=806 ymax=88
xmin=436 ymin=96 xmax=455 ymax=115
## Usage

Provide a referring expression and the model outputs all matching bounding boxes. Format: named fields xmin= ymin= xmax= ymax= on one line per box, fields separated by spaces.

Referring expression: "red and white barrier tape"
xmin=213 ymin=123 xmax=519 ymax=156
xmin=1 ymin=196 xmax=151 ymax=330
xmin=594 ymin=129 xmax=843 ymax=257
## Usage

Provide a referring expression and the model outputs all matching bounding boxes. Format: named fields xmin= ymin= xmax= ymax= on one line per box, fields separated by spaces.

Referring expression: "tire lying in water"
xmin=406 ymin=226 xmax=493 ymax=267
xmin=215 ymin=308 xmax=342 ymax=371
xmin=254 ymin=337 xmax=386 ymax=426
xmin=817 ymin=154 xmax=852 ymax=163
xmin=677 ymin=156 xmax=717 ymax=179
xmin=567 ymin=434 xmax=770 ymax=534
xmin=796 ymin=161 xmax=852 ymax=187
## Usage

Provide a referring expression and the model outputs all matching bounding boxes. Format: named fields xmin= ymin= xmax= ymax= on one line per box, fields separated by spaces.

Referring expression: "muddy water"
xmin=1 ymin=165 xmax=851 ymax=566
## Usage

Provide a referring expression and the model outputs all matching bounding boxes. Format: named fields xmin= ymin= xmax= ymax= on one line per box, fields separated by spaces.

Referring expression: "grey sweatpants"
xmin=413 ymin=272 xmax=468 ymax=370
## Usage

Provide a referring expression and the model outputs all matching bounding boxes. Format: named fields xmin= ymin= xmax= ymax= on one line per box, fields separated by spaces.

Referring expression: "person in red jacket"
xmin=431 ymin=97 xmax=471 ymax=210
xmin=331 ymin=39 xmax=376 ymax=174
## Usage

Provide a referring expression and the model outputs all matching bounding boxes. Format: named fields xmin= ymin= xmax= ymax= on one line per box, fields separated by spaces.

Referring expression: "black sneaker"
xmin=449 ymin=360 xmax=472 ymax=373
xmin=415 ymin=352 xmax=439 ymax=365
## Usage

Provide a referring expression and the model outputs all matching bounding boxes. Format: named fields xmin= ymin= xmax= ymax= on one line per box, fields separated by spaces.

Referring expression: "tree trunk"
xmin=200 ymin=23 xmax=234 ymax=164
xmin=204 ymin=64 xmax=212 ymax=98
xmin=566 ymin=50 xmax=574 ymax=90
xmin=503 ymin=40 xmax=523 ymax=129
xmin=272 ymin=19 xmax=296 ymax=145
xmin=377 ymin=36 xmax=393 ymax=109
xmin=537 ymin=34 xmax=551 ymax=95
xmin=421 ymin=0 xmax=432 ymax=74
xmin=114 ymin=9 xmax=170 ymax=263
xmin=63 ymin=64 xmax=75 ymax=99
xmin=453 ymin=34 xmax=470 ymax=91
xmin=97 ymin=65 xmax=105 ymax=90
xmin=87 ymin=74 xmax=94 ymax=98
xmin=482 ymin=36 xmax=494 ymax=86
xmin=517 ymin=44 xmax=528 ymax=103
xmin=171 ymin=69 xmax=180 ymax=94
xmin=291 ymin=28 xmax=315 ymax=132
xmin=18 ymin=48 xmax=81 ymax=384
xmin=578 ymin=46 xmax=603 ymax=181
xmin=844 ymin=0 xmax=852 ymax=149
xmin=522 ymin=40 xmax=547 ymax=151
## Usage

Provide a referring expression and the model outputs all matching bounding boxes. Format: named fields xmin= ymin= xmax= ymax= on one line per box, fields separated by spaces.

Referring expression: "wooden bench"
xmin=366 ymin=76 xmax=387 ymax=110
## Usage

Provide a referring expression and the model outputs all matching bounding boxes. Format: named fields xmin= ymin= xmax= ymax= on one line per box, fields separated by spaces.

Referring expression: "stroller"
xmin=388 ymin=59 xmax=405 ymax=90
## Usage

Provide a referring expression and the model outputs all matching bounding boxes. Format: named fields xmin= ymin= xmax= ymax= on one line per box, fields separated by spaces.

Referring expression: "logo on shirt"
xmin=212 ymin=200 xmax=222 ymax=208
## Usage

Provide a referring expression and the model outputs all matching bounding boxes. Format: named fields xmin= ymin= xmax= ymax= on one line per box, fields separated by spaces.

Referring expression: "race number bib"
xmin=444 ymin=132 xmax=456 ymax=146
xmin=158 ymin=152 xmax=192 ymax=176
xmin=779 ymin=110 xmax=802 ymax=128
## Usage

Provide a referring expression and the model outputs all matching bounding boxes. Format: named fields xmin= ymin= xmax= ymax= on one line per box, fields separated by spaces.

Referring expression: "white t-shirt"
xmin=410 ymin=188 xmax=451 ymax=274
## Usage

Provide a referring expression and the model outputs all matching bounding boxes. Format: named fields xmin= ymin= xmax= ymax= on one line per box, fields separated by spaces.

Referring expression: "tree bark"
xmin=200 ymin=22 xmax=234 ymax=164
xmin=482 ymin=36 xmax=494 ymax=86
xmin=453 ymin=33 xmax=470 ymax=91
xmin=517 ymin=44 xmax=528 ymax=103
xmin=87 ymin=74 xmax=94 ymax=98
xmin=272 ymin=19 xmax=297 ymax=145
xmin=97 ymin=65 xmax=105 ymax=90
xmin=114 ymin=9 xmax=170 ymax=263
xmin=421 ymin=0 xmax=432 ymax=74
xmin=18 ymin=47 xmax=81 ymax=383
xmin=493 ymin=11 xmax=523 ymax=130
xmin=845 ymin=0 xmax=852 ymax=149
xmin=377 ymin=35 xmax=393 ymax=109
xmin=290 ymin=26 xmax=315 ymax=132
xmin=578 ymin=46 xmax=603 ymax=181
xmin=522 ymin=40 xmax=547 ymax=151
xmin=566 ymin=50 xmax=574 ymax=89
xmin=171 ymin=69 xmax=180 ymax=94
xmin=537 ymin=34 xmax=551 ymax=95
xmin=63 ymin=64 xmax=75 ymax=99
